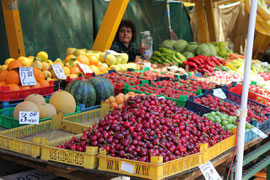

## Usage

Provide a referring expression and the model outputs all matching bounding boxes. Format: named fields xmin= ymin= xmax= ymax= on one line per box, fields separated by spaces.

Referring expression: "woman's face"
xmin=119 ymin=26 xmax=132 ymax=44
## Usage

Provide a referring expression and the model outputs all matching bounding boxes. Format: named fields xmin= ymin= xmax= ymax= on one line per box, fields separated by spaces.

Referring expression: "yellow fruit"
xmin=13 ymin=101 xmax=40 ymax=120
xmin=37 ymin=51 xmax=48 ymax=61
xmin=0 ymin=65 xmax=8 ymax=72
xmin=63 ymin=66 xmax=70 ymax=76
xmin=5 ymin=58 xmax=14 ymax=65
xmin=69 ymin=74 xmax=78 ymax=79
xmin=49 ymin=90 xmax=76 ymax=114
xmin=74 ymin=49 xmax=85 ymax=56
xmin=66 ymin=48 xmax=77 ymax=56
xmin=41 ymin=62 xmax=50 ymax=71
xmin=53 ymin=61 xmax=64 ymax=67
xmin=37 ymin=103 xmax=57 ymax=119
xmin=25 ymin=94 xmax=46 ymax=105
xmin=18 ymin=56 xmax=31 ymax=66
xmin=105 ymin=54 xmax=117 ymax=65
xmin=32 ymin=60 xmax=43 ymax=70
xmin=42 ymin=70 xmax=52 ymax=78
xmin=47 ymin=77 xmax=52 ymax=81
xmin=99 ymin=52 xmax=105 ymax=63
xmin=47 ymin=60 xmax=53 ymax=65
xmin=28 ymin=56 xmax=34 ymax=60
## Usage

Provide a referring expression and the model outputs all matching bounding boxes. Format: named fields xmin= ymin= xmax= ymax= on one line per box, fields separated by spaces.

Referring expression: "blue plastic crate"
xmin=78 ymin=104 xmax=100 ymax=112
xmin=245 ymin=129 xmax=258 ymax=143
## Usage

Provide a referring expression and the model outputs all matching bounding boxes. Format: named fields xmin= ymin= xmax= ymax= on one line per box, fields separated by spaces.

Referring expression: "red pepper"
xmin=185 ymin=62 xmax=198 ymax=71
xmin=204 ymin=64 xmax=214 ymax=72
xmin=205 ymin=57 xmax=216 ymax=67
xmin=210 ymin=56 xmax=221 ymax=66
xmin=201 ymin=69 xmax=212 ymax=75
xmin=187 ymin=57 xmax=202 ymax=66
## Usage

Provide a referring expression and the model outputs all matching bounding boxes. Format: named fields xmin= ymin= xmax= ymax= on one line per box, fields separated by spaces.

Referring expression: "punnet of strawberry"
xmin=57 ymin=95 xmax=231 ymax=163
xmin=130 ymin=83 xmax=197 ymax=98
xmin=119 ymin=71 xmax=175 ymax=80
xmin=104 ymin=73 xmax=140 ymax=86
xmin=194 ymin=94 xmax=269 ymax=123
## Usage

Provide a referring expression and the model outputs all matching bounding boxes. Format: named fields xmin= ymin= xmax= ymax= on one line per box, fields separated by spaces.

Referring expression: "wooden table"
xmin=0 ymin=135 xmax=267 ymax=180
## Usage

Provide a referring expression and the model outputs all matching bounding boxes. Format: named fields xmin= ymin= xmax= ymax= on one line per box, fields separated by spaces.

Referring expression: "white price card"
xmin=19 ymin=111 xmax=39 ymax=125
xmin=78 ymin=63 xmax=93 ymax=74
xmin=19 ymin=67 xmax=37 ymax=86
xmin=51 ymin=64 xmax=66 ymax=80
xmin=199 ymin=161 xmax=222 ymax=180
xmin=158 ymin=96 xmax=166 ymax=99
xmin=213 ymin=88 xmax=227 ymax=99
xmin=251 ymin=127 xmax=268 ymax=139
xmin=120 ymin=162 xmax=134 ymax=174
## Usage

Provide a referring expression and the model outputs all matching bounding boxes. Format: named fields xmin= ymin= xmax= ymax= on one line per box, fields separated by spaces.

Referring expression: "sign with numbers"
xmin=120 ymin=162 xmax=134 ymax=174
xmin=19 ymin=67 xmax=37 ymax=86
xmin=19 ymin=111 xmax=39 ymax=125
xmin=251 ymin=127 xmax=268 ymax=139
xmin=51 ymin=64 xmax=66 ymax=80
xmin=213 ymin=88 xmax=227 ymax=99
xmin=199 ymin=161 xmax=222 ymax=180
xmin=79 ymin=63 xmax=93 ymax=74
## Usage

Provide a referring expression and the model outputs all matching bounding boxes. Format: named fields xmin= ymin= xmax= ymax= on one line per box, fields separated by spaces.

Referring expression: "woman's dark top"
xmin=111 ymin=41 xmax=140 ymax=62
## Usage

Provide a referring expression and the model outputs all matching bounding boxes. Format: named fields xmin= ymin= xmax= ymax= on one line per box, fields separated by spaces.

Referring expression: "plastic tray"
xmin=0 ymin=104 xmax=81 ymax=129
xmin=0 ymin=81 xmax=54 ymax=102
xmin=0 ymin=114 xmax=89 ymax=158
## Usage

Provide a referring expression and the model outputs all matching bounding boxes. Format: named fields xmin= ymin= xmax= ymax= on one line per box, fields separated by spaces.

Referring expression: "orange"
xmin=77 ymin=55 xmax=89 ymax=65
xmin=31 ymin=82 xmax=41 ymax=89
xmin=70 ymin=66 xmax=82 ymax=75
xmin=0 ymin=70 xmax=8 ymax=82
xmin=97 ymin=64 xmax=108 ymax=73
xmin=39 ymin=80 xmax=50 ymax=87
xmin=38 ymin=72 xmax=45 ymax=81
xmin=20 ymin=85 xmax=31 ymax=90
xmin=7 ymin=84 xmax=20 ymax=91
xmin=8 ymin=60 xmax=22 ymax=70
xmin=87 ymin=54 xmax=99 ymax=66
xmin=33 ymin=67 xmax=44 ymax=82
xmin=5 ymin=70 xmax=20 ymax=85
xmin=0 ymin=81 xmax=7 ymax=86
xmin=65 ymin=55 xmax=76 ymax=63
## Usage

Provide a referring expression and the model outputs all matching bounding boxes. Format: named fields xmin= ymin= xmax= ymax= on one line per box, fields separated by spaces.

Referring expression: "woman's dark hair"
xmin=115 ymin=19 xmax=137 ymax=43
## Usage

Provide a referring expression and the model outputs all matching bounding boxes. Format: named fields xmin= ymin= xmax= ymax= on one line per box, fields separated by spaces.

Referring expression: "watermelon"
xmin=65 ymin=80 xmax=96 ymax=107
xmin=88 ymin=77 xmax=114 ymax=104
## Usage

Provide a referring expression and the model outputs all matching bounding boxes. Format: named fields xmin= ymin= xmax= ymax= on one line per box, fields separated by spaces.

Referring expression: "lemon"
xmin=5 ymin=58 xmax=14 ymax=65
xmin=32 ymin=60 xmax=43 ymax=70
xmin=47 ymin=60 xmax=53 ymax=65
xmin=63 ymin=66 xmax=70 ymax=76
xmin=37 ymin=51 xmax=48 ymax=61
xmin=42 ymin=70 xmax=52 ymax=78
xmin=18 ymin=56 xmax=31 ymax=66
xmin=41 ymin=62 xmax=50 ymax=71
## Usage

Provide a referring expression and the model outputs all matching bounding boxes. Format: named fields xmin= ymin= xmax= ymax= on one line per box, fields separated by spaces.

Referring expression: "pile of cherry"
xmin=57 ymin=95 xmax=231 ymax=162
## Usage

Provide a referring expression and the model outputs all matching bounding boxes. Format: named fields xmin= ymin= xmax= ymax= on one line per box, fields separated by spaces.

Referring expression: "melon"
xmin=24 ymin=94 xmax=46 ymax=105
xmin=88 ymin=77 xmax=114 ymax=104
xmin=49 ymin=90 xmax=76 ymax=114
xmin=37 ymin=103 xmax=57 ymax=119
xmin=13 ymin=101 xmax=40 ymax=120
xmin=65 ymin=80 xmax=96 ymax=107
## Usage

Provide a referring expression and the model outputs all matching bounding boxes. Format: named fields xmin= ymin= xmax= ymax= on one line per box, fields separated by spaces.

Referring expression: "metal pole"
xmin=235 ymin=0 xmax=258 ymax=179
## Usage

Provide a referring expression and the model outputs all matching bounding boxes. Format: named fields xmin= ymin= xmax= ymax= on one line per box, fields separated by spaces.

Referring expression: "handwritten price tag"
xmin=199 ymin=161 xmax=222 ymax=180
xmin=78 ymin=63 xmax=93 ymax=74
xmin=158 ymin=96 xmax=166 ymax=99
xmin=19 ymin=67 xmax=37 ymax=86
xmin=120 ymin=162 xmax=134 ymax=174
xmin=19 ymin=111 xmax=39 ymax=125
xmin=251 ymin=127 xmax=268 ymax=139
xmin=51 ymin=64 xmax=66 ymax=80
xmin=213 ymin=88 xmax=227 ymax=99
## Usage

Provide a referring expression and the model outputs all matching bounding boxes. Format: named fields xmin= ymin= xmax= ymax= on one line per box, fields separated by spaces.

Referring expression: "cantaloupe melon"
xmin=24 ymin=94 xmax=46 ymax=105
xmin=49 ymin=90 xmax=76 ymax=114
xmin=37 ymin=103 xmax=57 ymax=119
xmin=13 ymin=101 xmax=40 ymax=120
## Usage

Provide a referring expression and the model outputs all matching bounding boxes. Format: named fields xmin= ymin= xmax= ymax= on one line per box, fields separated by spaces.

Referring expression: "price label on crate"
xmin=19 ymin=111 xmax=39 ymax=125
xmin=79 ymin=63 xmax=93 ymax=74
xmin=213 ymin=88 xmax=227 ymax=99
xmin=120 ymin=162 xmax=134 ymax=174
xmin=251 ymin=127 xmax=268 ymax=139
xmin=199 ymin=161 xmax=222 ymax=180
xmin=158 ymin=96 xmax=166 ymax=99
xmin=19 ymin=67 xmax=37 ymax=86
xmin=51 ymin=64 xmax=66 ymax=80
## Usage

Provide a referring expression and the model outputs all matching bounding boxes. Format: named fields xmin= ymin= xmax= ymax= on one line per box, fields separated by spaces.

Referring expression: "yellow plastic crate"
xmin=0 ymin=113 xmax=89 ymax=158
xmin=63 ymin=102 xmax=110 ymax=125
xmin=98 ymin=147 xmax=204 ymax=180
xmin=202 ymin=134 xmax=236 ymax=163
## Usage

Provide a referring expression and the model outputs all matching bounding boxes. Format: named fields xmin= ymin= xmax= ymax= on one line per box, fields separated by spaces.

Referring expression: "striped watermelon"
xmin=88 ymin=77 xmax=114 ymax=104
xmin=65 ymin=80 xmax=96 ymax=107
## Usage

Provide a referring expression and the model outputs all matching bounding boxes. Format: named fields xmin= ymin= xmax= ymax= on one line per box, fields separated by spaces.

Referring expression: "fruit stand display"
xmin=0 ymin=42 xmax=270 ymax=179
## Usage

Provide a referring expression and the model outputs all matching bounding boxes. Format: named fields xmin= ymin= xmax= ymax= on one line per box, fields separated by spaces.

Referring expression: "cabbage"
xmin=173 ymin=39 xmax=188 ymax=52
xmin=196 ymin=43 xmax=211 ymax=56
xmin=162 ymin=40 xmax=176 ymax=49
xmin=183 ymin=52 xmax=195 ymax=59
xmin=207 ymin=43 xmax=217 ymax=56
xmin=185 ymin=43 xmax=198 ymax=54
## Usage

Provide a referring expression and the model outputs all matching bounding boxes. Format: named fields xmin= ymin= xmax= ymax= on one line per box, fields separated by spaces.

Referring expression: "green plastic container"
xmin=0 ymin=104 xmax=81 ymax=129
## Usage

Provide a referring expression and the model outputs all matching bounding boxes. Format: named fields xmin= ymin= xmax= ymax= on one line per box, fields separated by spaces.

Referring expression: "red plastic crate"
xmin=65 ymin=73 xmax=95 ymax=87
xmin=0 ymin=81 xmax=54 ymax=102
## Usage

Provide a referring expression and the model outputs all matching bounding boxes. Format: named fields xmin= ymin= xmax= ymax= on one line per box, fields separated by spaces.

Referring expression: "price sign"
xmin=120 ymin=162 xmax=134 ymax=174
xmin=19 ymin=111 xmax=39 ymax=125
xmin=158 ymin=96 xmax=166 ymax=99
xmin=213 ymin=88 xmax=227 ymax=99
xmin=199 ymin=161 xmax=222 ymax=180
xmin=19 ymin=67 xmax=37 ymax=86
xmin=251 ymin=127 xmax=268 ymax=139
xmin=78 ymin=63 xmax=93 ymax=74
xmin=51 ymin=64 xmax=66 ymax=80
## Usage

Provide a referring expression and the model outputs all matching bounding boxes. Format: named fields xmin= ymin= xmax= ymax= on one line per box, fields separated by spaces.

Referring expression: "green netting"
xmin=169 ymin=1 xmax=194 ymax=42
xmin=17 ymin=0 xmax=94 ymax=60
